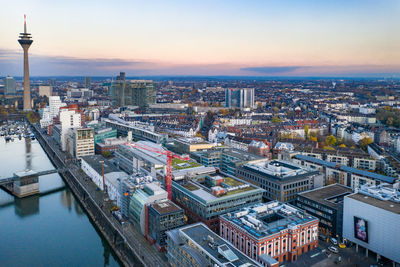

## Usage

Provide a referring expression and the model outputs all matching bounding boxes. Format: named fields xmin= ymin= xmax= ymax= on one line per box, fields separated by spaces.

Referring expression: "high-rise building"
xmin=18 ymin=15 xmax=33 ymax=111
xmin=48 ymin=78 xmax=56 ymax=86
xmin=111 ymin=73 xmax=155 ymax=108
xmin=39 ymin=96 xmax=67 ymax=128
xmin=84 ymin=76 xmax=91 ymax=89
xmin=65 ymin=128 xmax=95 ymax=159
xmin=38 ymin=85 xmax=52 ymax=98
xmin=225 ymin=88 xmax=255 ymax=109
xmin=4 ymin=76 xmax=16 ymax=95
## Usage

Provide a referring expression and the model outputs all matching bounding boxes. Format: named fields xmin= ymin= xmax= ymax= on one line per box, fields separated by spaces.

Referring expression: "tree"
xmin=339 ymin=144 xmax=346 ymax=148
xmin=271 ymin=117 xmax=283 ymax=123
xmin=257 ymin=102 xmax=262 ymax=110
xmin=102 ymin=151 xmax=112 ymax=158
xmin=358 ymin=137 xmax=373 ymax=150
xmin=310 ymin=136 xmax=318 ymax=142
xmin=325 ymin=135 xmax=337 ymax=146
xmin=304 ymin=125 xmax=310 ymax=140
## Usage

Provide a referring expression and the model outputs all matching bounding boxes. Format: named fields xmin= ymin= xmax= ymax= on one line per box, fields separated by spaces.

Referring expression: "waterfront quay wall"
xmin=31 ymin=123 xmax=144 ymax=267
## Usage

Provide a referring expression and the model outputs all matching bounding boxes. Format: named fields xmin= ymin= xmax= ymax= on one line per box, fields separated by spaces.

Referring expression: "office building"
xmin=38 ymin=85 xmax=52 ymax=98
xmin=58 ymin=107 xmax=83 ymax=151
xmin=104 ymin=117 xmax=167 ymax=143
xmin=225 ymin=88 xmax=255 ymax=109
xmin=192 ymin=147 xmax=263 ymax=176
xmin=115 ymin=141 xmax=166 ymax=175
xmin=111 ymin=77 xmax=156 ymax=108
xmin=65 ymin=128 xmax=95 ymax=159
xmin=18 ymin=15 xmax=33 ymax=111
xmin=84 ymin=76 xmax=91 ymax=88
xmin=147 ymin=199 xmax=185 ymax=251
xmin=117 ymin=173 xmax=156 ymax=219
xmin=343 ymin=184 xmax=400 ymax=265
xmin=166 ymin=222 xmax=262 ymax=267
xmin=66 ymin=88 xmax=93 ymax=101
xmin=129 ymin=182 xmax=168 ymax=235
xmin=87 ymin=122 xmax=118 ymax=144
xmin=296 ymin=184 xmax=353 ymax=238
xmin=173 ymin=137 xmax=215 ymax=154
xmin=40 ymin=96 xmax=67 ymax=128
xmin=220 ymin=201 xmax=319 ymax=264
xmin=4 ymin=76 xmax=16 ymax=95
xmin=236 ymin=160 xmax=323 ymax=202
xmin=172 ymin=171 xmax=264 ymax=232
xmin=95 ymin=137 xmax=126 ymax=155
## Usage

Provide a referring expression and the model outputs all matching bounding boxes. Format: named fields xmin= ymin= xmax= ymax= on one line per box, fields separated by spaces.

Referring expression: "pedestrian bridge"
xmin=0 ymin=168 xmax=68 ymax=186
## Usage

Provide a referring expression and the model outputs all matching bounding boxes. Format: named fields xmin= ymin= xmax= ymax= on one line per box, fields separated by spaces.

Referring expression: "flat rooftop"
xmin=178 ymin=223 xmax=261 ymax=267
xmin=348 ymin=193 xmax=400 ymax=214
xmin=180 ymin=173 xmax=261 ymax=201
xmin=242 ymin=160 xmax=318 ymax=182
xmin=150 ymin=200 xmax=182 ymax=215
xmin=81 ymin=155 xmax=120 ymax=175
xmin=221 ymin=201 xmax=318 ymax=240
xmin=298 ymin=184 xmax=353 ymax=209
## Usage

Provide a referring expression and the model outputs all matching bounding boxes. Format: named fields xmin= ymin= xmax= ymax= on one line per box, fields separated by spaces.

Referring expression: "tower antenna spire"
xmin=24 ymin=14 xmax=27 ymax=33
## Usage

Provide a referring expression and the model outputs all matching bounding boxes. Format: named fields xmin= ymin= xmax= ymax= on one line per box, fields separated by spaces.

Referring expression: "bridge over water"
xmin=0 ymin=167 xmax=67 ymax=197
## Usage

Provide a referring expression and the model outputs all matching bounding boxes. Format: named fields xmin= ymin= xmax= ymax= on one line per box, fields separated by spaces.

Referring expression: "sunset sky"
xmin=1 ymin=0 xmax=399 ymax=77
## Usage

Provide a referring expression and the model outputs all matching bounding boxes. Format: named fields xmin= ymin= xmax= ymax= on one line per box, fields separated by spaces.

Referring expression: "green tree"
xmin=102 ymin=151 xmax=112 ymax=158
xmin=325 ymin=135 xmax=337 ymax=146
xmin=271 ymin=117 xmax=283 ymax=123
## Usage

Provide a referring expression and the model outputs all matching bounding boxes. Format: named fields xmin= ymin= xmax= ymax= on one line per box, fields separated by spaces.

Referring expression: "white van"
xmin=328 ymin=246 xmax=339 ymax=254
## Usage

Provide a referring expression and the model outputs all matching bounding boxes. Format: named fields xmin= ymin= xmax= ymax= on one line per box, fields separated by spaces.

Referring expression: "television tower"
xmin=18 ymin=15 xmax=33 ymax=111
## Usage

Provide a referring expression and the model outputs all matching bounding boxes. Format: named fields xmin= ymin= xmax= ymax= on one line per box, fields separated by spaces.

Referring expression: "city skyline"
xmin=0 ymin=0 xmax=399 ymax=77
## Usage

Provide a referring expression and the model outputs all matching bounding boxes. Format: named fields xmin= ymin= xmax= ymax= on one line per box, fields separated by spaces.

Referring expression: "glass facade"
xmin=111 ymin=80 xmax=156 ymax=108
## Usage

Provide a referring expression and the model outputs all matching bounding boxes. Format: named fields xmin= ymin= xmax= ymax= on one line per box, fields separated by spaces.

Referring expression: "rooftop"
xmin=81 ymin=155 xmax=120 ymax=175
xmin=347 ymin=183 xmax=400 ymax=214
xmin=242 ymin=159 xmax=318 ymax=182
xmin=221 ymin=201 xmax=318 ymax=240
xmin=176 ymin=172 xmax=263 ymax=203
xmin=295 ymin=154 xmax=396 ymax=184
xmin=298 ymin=183 xmax=353 ymax=209
xmin=168 ymin=223 xmax=261 ymax=267
xmin=150 ymin=200 xmax=182 ymax=215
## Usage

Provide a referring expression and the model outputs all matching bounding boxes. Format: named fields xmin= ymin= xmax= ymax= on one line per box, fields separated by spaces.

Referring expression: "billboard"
xmin=354 ymin=216 xmax=368 ymax=243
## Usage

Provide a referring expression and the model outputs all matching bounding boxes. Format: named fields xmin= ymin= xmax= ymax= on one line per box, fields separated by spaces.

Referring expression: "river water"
xmin=0 ymin=137 xmax=121 ymax=267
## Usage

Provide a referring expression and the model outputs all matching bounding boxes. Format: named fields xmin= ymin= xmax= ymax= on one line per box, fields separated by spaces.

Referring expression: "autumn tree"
xmin=325 ymin=135 xmax=337 ymax=146
xmin=304 ymin=125 xmax=310 ymax=140
xmin=358 ymin=137 xmax=373 ymax=150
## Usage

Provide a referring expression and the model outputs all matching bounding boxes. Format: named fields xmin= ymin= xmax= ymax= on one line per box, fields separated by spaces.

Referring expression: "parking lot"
xmin=284 ymin=239 xmax=394 ymax=267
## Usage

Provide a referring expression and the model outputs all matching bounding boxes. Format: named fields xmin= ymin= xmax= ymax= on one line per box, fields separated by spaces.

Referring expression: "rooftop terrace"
xmin=221 ymin=201 xmax=318 ymax=239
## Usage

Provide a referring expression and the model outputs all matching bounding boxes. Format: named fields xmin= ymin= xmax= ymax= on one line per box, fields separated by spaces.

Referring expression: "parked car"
xmin=330 ymin=238 xmax=338 ymax=245
xmin=328 ymin=246 xmax=339 ymax=254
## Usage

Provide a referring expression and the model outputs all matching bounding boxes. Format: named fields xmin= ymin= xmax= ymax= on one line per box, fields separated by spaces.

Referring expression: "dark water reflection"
xmin=0 ymin=137 xmax=121 ymax=267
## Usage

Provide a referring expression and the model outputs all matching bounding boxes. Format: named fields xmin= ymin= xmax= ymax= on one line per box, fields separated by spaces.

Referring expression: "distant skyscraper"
xmin=3 ymin=76 xmax=16 ymax=95
xmin=18 ymin=15 xmax=33 ymax=111
xmin=111 ymin=73 xmax=155 ymax=108
xmin=48 ymin=78 xmax=56 ymax=86
xmin=225 ymin=88 xmax=255 ymax=109
xmin=116 ymin=72 xmax=126 ymax=81
xmin=84 ymin=76 xmax=91 ymax=89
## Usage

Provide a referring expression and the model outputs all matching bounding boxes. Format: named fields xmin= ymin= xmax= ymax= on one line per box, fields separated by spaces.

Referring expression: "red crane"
xmin=124 ymin=142 xmax=189 ymax=200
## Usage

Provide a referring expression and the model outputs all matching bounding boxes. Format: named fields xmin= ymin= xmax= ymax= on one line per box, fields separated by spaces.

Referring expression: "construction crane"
xmin=124 ymin=142 xmax=189 ymax=200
